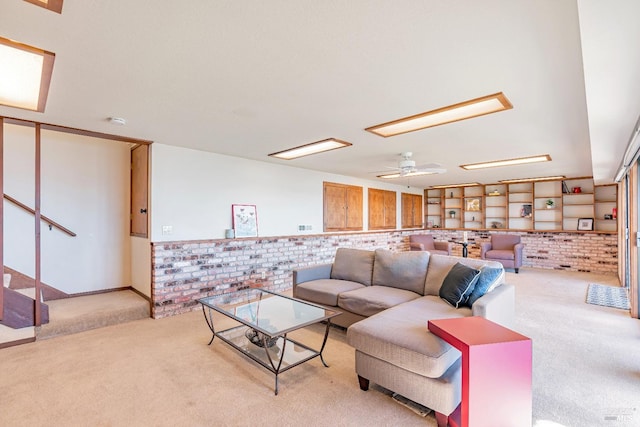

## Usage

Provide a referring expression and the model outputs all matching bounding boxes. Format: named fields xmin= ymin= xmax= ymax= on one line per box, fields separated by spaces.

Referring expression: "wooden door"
xmin=346 ymin=185 xmax=363 ymax=230
xmin=402 ymin=193 xmax=423 ymax=228
xmin=369 ymin=188 xmax=396 ymax=230
xmin=324 ymin=182 xmax=363 ymax=231
xmin=131 ymin=145 xmax=149 ymax=237
xmin=324 ymin=183 xmax=346 ymax=231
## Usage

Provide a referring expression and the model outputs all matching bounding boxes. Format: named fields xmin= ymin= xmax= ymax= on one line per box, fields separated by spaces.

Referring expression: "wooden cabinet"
xmin=401 ymin=193 xmax=423 ymax=229
xmin=484 ymin=184 xmax=507 ymax=229
xmin=323 ymin=182 xmax=363 ymax=231
xmin=425 ymin=188 xmax=443 ymax=228
xmin=368 ymin=188 xmax=396 ymax=230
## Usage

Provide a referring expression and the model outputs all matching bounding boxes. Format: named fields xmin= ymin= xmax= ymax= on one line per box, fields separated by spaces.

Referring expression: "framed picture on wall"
xmin=232 ymin=204 xmax=258 ymax=237
xmin=465 ymin=198 xmax=481 ymax=212
xmin=577 ymin=217 xmax=594 ymax=231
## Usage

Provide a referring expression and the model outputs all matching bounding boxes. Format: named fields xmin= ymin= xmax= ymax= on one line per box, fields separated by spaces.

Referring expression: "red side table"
xmin=428 ymin=316 xmax=532 ymax=427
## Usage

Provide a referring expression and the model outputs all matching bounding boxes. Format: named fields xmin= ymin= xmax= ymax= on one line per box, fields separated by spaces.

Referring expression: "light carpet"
xmin=0 ymin=268 xmax=638 ymax=427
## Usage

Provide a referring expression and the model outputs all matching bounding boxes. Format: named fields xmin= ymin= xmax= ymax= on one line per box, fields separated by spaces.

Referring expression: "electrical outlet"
xmin=162 ymin=225 xmax=173 ymax=235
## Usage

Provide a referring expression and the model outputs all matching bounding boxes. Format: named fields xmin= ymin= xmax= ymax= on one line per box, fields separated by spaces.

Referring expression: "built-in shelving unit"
xmin=443 ymin=187 xmax=463 ymax=229
xmin=533 ymin=180 xmax=562 ymax=230
xmin=562 ymin=178 xmax=594 ymax=231
xmin=425 ymin=188 xmax=443 ymax=228
xmin=424 ymin=176 xmax=618 ymax=233
xmin=463 ymin=185 xmax=484 ymax=229
xmin=594 ymin=184 xmax=617 ymax=232
xmin=508 ymin=182 xmax=533 ymax=230
xmin=484 ymin=184 xmax=508 ymax=229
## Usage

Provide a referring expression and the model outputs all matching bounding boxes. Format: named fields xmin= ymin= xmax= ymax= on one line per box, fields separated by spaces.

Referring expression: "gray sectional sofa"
xmin=292 ymin=247 xmax=515 ymax=425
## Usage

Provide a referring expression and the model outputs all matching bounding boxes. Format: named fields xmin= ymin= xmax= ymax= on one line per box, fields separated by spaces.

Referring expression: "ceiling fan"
xmin=377 ymin=152 xmax=447 ymax=178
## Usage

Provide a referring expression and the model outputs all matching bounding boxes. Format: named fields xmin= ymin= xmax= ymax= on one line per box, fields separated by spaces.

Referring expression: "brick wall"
xmin=151 ymin=230 xmax=617 ymax=318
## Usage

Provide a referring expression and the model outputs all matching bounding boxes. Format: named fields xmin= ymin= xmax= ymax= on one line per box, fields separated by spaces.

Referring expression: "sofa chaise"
xmin=292 ymin=247 xmax=515 ymax=426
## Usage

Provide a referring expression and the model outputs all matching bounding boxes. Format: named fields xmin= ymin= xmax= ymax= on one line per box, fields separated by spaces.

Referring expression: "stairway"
xmin=35 ymin=291 xmax=150 ymax=340
xmin=2 ymin=272 xmax=150 ymax=342
xmin=1 ymin=274 xmax=49 ymax=329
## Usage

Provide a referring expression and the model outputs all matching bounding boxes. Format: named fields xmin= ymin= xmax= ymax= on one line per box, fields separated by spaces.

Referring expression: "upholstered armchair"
xmin=409 ymin=234 xmax=452 ymax=256
xmin=480 ymin=234 xmax=524 ymax=273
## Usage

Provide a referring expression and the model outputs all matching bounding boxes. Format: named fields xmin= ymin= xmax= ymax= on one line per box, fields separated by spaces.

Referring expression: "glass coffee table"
xmin=198 ymin=288 xmax=340 ymax=395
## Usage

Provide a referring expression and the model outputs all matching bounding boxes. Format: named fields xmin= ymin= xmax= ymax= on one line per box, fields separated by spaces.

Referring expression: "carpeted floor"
xmin=0 ymin=268 xmax=638 ymax=427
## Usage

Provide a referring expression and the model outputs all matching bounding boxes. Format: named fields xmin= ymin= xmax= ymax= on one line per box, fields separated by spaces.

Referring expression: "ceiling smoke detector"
xmin=109 ymin=117 xmax=126 ymax=125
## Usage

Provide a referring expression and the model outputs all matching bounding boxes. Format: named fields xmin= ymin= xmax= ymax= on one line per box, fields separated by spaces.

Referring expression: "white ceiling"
xmin=1 ymin=0 xmax=639 ymax=187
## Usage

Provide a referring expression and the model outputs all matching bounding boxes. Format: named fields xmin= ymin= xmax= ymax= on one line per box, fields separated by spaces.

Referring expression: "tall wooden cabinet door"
xmin=401 ymin=193 xmax=412 ymax=228
xmin=402 ymin=193 xmax=422 ymax=228
xmin=384 ymin=192 xmax=397 ymax=228
xmin=324 ymin=183 xmax=346 ymax=231
xmin=346 ymin=186 xmax=363 ymax=230
xmin=412 ymin=194 xmax=423 ymax=227
xmin=131 ymin=145 xmax=149 ymax=237
xmin=369 ymin=189 xmax=385 ymax=230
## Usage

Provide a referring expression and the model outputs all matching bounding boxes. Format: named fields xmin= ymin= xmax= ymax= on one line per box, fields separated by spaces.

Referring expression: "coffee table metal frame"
xmin=198 ymin=289 xmax=340 ymax=395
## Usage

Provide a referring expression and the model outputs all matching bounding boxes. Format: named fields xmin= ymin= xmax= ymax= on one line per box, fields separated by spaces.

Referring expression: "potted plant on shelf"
xmin=546 ymin=199 xmax=554 ymax=209
xmin=449 ymin=210 xmax=456 ymax=218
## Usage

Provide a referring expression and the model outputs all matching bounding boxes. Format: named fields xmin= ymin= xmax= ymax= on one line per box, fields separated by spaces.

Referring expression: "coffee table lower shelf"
xmin=208 ymin=321 xmax=332 ymax=395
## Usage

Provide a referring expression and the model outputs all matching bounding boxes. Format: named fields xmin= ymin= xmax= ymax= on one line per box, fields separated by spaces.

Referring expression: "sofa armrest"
xmin=471 ymin=283 xmax=515 ymax=329
xmin=293 ymin=264 xmax=332 ymax=286
xmin=513 ymin=243 xmax=524 ymax=260
xmin=433 ymin=241 xmax=452 ymax=255
xmin=409 ymin=242 xmax=425 ymax=251
xmin=480 ymin=242 xmax=492 ymax=259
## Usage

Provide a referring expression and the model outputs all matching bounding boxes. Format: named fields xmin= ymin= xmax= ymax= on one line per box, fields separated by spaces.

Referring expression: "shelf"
xmin=431 ymin=178 xmax=617 ymax=233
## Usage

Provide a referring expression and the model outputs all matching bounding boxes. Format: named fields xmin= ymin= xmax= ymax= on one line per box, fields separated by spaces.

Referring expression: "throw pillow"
xmin=439 ymin=262 xmax=481 ymax=308
xmin=464 ymin=266 xmax=504 ymax=307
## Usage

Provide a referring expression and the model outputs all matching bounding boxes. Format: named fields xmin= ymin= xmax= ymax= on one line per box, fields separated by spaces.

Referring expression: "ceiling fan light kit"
xmin=375 ymin=151 xmax=447 ymax=179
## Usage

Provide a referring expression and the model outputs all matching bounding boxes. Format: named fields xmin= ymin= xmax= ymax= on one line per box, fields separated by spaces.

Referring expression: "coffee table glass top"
xmin=198 ymin=288 xmax=339 ymax=337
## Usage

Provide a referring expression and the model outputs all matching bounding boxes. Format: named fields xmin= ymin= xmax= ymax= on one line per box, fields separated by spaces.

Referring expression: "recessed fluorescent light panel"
xmin=499 ymin=175 xmax=565 ymax=184
xmin=24 ymin=0 xmax=63 ymax=13
xmin=377 ymin=171 xmax=436 ymax=179
xmin=460 ymin=154 xmax=551 ymax=170
xmin=269 ymin=138 xmax=352 ymax=160
xmin=365 ymin=92 xmax=513 ymax=137
xmin=430 ymin=182 xmax=482 ymax=189
xmin=0 ymin=37 xmax=55 ymax=112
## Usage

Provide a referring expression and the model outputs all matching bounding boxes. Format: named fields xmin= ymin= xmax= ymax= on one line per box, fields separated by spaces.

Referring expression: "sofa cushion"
xmin=338 ymin=286 xmax=420 ymax=317
xmin=424 ymin=254 xmax=503 ymax=296
xmin=294 ymin=279 xmax=365 ymax=306
xmin=331 ymin=248 xmax=375 ymax=286
xmin=485 ymin=249 xmax=515 ymax=261
xmin=439 ymin=263 xmax=481 ymax=308
xmin=372 ymin=249 xmax=430 ymax=295
xmin=465 ymin=266 xmax=504 ymax=307
xmin=346 ymin=296 xmax=469 ymax=379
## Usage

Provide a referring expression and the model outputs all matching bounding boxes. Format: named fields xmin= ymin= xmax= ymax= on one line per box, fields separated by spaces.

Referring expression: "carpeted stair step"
xmin=36 ymin=291 xmax=150 ymax=340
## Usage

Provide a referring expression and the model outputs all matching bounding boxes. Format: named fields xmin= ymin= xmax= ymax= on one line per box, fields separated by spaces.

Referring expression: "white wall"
xmin=3 ymin=124 xmax=132 ymax=294
xmin=151 ymin=144 xmax=423 ymax=242
xmin=130 ymin=236 xmax=151 ymax=297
